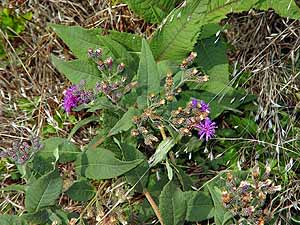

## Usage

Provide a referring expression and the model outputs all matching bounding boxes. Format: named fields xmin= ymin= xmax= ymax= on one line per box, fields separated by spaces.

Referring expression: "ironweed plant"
xmin=1 ymin=0 xmax=300 ymax=224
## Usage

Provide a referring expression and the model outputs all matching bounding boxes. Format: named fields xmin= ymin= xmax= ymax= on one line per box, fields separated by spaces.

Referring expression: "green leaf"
xmin=120 ymin=142 xmax=149 ymax=192
xmin=150 ymin=0 xmax=208 ymax=62
xmin=65 ymin=179 xmax=95 ymax=202
xmin=124 ymin=0 xmax=179 ymax=23
xmin=0 ymin=184 xmax=27 ymax=192
xmin=49 ymin=24 xmax=102 ymax=59
xmin=87 ymin=97 xmax=116 ymax=112
xmin=109 ymin=107 xmax=138 ymax=136
xmin=150 ymin=0 xmax=300 ymax=63
xmin=137 ymin=39 xmax=160 ymax=108
xmin=39 ymin=137 xmax=81 ymax=163
xmin=193 ymin=37 xmax=229 ymax=94
xmin=75 ymin=148 xmax=143 ymax=180
xmin=68 ymin=115 xmax=98 ymax=140
xmin=185 ymin=191 xmax=215 ymax=222
xmin=25 ymin=170 xmax=63 ymax=213
xmin=0 ymin=215 xmax=28 ymax=225
xmin=22 ymin=210 xmax=50 ymax=224
xmin=205 ymin=0 xmax=300 ymax=25
xmin=207 ymin=184 xmax=233 ymax=225
xmin=149 ymin=138 xmax=176 ymax=167
xmin=51 ymin=55 xmax=101 ymax=89
xmin=166 ymin=159 xmax=173 ymax=180
xmin=159 ymin=181 xmax=186 ymax=225
xmin=108 ymin=30 xmax=142 ymax=53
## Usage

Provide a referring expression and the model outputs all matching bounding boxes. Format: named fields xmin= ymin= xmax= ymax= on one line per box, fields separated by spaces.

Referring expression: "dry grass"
xmin=222 ymin=9 xmax=300 ymax=144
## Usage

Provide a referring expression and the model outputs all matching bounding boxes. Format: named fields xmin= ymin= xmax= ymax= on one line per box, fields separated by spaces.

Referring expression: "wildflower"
xmin=95 ymin=48 xmax=102 ymax=57
xmin=200 ymin=100 xmax=210 ymax=113
xmin=117 ymin=63 xmax=125 ymax=73
xmin=239 ymin=181 xmax=251 ymax=193
xmin=63 ymin=82 xmax=95 ymax=113
xmin=0 ymin=137 xmax=43 ymax=164
xmin=88 ymin=48 xmax=103 ymax=58
xmin=191 ymin=99 xmax=210 ymax=112
xmin=63 ymin=85 xmax=80 ymax=113
xmin=87 ymin=48 xmax=94 ymax=58
xmin=191 ymin=99 xmax=199 ymax=108
xmin=97 ymin=60 xmax=105 ymax=71
xmin=104 ymin=57 xmax=113 ymax=70
xmin=222 ymin=190 xmax=232 ymax=204
xmin=195 ymin=117 xmax=217 ymax=141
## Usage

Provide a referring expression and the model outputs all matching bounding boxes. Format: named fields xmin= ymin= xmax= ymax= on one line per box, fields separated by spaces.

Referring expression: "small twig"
xmin=144 ymin=190 xmax=164 ymax=225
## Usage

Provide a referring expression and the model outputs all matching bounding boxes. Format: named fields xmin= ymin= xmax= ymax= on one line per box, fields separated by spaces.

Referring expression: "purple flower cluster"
xmin=191 ymin=99 xmax=210 ymax=112
xmin=191 ymin=99 xmax=216 ymax=141
xmin=0 ymin=136 xmax=44 ymax=164
xmin=87 ymin=47 xmax=125 ymax=74
xmin=63 ymin=81 xmax=95 ymax=113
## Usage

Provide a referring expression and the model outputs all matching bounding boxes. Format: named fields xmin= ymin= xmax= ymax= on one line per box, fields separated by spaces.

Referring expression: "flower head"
xmin=191 ymin=99 xmax=199 ymax=108
xmin=200 ymin=100 xmax=210 ymax=113
xmin=191 ymin=99 xmax=210 ymax=112
xmin=195 ymin=118 xmax=217 ymax=141
xmin=63 ymin=85 xmax=80 ymax=113
xmin=63 ymin=82 xmax=95 ymax=113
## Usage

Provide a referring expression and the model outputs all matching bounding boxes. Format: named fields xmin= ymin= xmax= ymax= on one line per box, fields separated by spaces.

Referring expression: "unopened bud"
xmin=117 ymin=63 xmax=125 ymax=73
xmin=95 ymin=48 xmax=102 ymax=57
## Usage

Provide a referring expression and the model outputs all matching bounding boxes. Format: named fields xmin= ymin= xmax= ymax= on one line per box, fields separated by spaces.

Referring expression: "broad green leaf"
xmin=65 ymin=179 xmax=95 ymax=202
xmin=120 ymin=142 xmax=149 ymax=192
xmin=150 ymin=0 xmax=300 ymax=63
xmin=51 ymin=55 xmax=101 ymax=89
xmin=48 ymin=209 xmax=69 ymax=225
xmin=157 ymin=60 xmax=179 ymax=80
xmin=75 ymin=148 xmax=143 ymax=180
xmin=149 ymin=138 xmax=176 ymax=167
xmin=87 ymin=97 xmax=116 ymax=112
xmin=205 ymin=0 xmax=300 ymax=25
xmin=49 ymin=24 xmax=102 ymax=59
xmin=150 ymin=0 xmax=208 ymax=62
xmin=175 ymin=166 xmax=193 ymax=191
xmin=68 ymin=115 xmax=99 ymax=140
xmin=193 ymin=37 xmax=229 ymax=94
xmin=39 ymin=137 xmax=81 ymax=163
xmin=22 ymin=210 xmax=50 ymax=224
xmin=185 ymin=191 xmax=215 ymax=222
xmin=25 ymin=170 xmax=63 ymax=213
xmin=124 ymin=0 xmax=179 ymax=23
xmin=108 ymin=30 xmax=142 ymax=53
xmin=97 ymin=35 xmax=136 ymax=75
xmin=0 ymin=215 xmax=28 ymax=225
xmin=137 ymin=39 xmax=160 ymax=108
xmin=109 ymin=107 xmax=138 ymax=136
xmin=159 ymin=181 xmax=186 ymax=225
xmin=207 ymin=184 xmax=233 ymax=225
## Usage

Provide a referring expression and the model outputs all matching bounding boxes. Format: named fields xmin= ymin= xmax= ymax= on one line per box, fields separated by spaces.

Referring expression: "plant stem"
xmin=144 ymin=190 xmax=164 ymax=225
xmin=158 ymin=125 xmax=167 ymax=140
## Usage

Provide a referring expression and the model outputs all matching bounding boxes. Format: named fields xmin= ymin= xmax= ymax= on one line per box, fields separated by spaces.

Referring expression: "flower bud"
xmin=95 ymin=48 xmax=102 ymax=57
xmin=117 ymin=63 xmax=125 ymax=73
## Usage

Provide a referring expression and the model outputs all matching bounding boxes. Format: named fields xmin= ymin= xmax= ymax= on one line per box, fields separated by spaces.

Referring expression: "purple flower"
xmin=191 ymin=99 xmax=210 ymax=112
xmin=63 ymin=85 xmax=80 ymax=113
xmin=191 ymin=99 xmax=198 ymax=108
xmin=200 ymin=100 xmax=210 ymax=113
xmin=195 ymin=118 xmax=217 ymax=141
